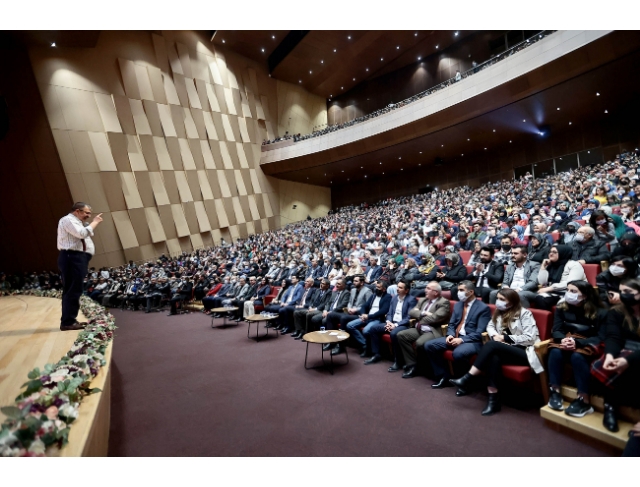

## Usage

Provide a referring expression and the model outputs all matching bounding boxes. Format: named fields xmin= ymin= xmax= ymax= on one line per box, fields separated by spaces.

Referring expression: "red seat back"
xmin=529 ymin=308 xmax=553 ymax=341
xmin=459 ymin=251 xmax=472 ymax=264
xmin=551 ymin=231 xmax=560 ymax=242
xmin=581 ymin=264 xmax=600 ymax=287
xmin=465 ymin=265 xmax=474 ymax=275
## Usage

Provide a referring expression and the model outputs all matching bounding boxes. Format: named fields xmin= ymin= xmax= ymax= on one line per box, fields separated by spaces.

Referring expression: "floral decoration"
xmin=0 ymin=290 xmax=116 ymax=456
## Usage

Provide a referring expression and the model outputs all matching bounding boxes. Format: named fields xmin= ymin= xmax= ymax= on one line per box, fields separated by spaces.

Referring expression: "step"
xmin=540 ymin=404 xmax=634 ymax=450
xmin=560 ymin=385 xmax=640 ymax=423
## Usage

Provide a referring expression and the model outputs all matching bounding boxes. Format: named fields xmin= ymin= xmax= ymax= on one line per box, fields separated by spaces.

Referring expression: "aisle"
xmin=108 ymin=309 xmax=612 ymax=457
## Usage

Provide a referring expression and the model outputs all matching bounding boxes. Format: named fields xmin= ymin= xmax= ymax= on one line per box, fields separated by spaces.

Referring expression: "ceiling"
xmin=211 ymin=30 xmax=474 ymax=98
xmin=272 ymin=49 xmax=640 ymax=187
xmin=0 ymin=31 xmax=101 ymax=49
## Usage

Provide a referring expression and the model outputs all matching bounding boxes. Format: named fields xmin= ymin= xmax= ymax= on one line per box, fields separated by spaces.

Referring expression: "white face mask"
xmin=609 ymin=264 xmax=626 ymax=276
xmin=596 ymin=219 xmax=606 ymax=225
xmin=495 ymin=299 xmax=510 ymax=311
xmin=564 ymin=291 xmax=584 ymax=305
xmin=575 ymin=234 xmax=585 ymax=242
xmin=621 ymin=208 xmax=631 ymax=214
xmin=457 ymin=290 xmax=469 ymax=302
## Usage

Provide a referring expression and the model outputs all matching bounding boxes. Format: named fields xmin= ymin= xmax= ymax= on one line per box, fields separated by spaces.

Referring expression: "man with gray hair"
xmin=57 ymin=202 xmax=103 ymax=331
xmin=571 ymin=226 xmax=611 ymax=264
xmin=397 ymin=281 xmax=451 ymax=378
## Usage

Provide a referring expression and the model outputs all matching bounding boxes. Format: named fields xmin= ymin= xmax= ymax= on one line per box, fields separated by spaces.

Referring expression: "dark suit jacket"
xmin=297 ymin=287 xmax=318 ymax=308
xmin=321 ymin=289 xmax=350 ymax=312
xmin=310 ymin=288 xmax=331 ymax=309
xmin=446 ymin=299 xmax=491 ymax=343
xmin=466 ymin=261 xmax=505 ymax=290
xmin=385 ymin=295 xmax=418 ymax=327
xmin=364 ymin=265 xmax=383 ymax=283
xmin=359 ymin=292 xmax=392 ymax=322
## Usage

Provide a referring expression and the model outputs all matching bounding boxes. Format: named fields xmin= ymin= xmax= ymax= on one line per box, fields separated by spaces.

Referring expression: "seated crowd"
xmin=2 ymin=150 xmax=640 ymax=456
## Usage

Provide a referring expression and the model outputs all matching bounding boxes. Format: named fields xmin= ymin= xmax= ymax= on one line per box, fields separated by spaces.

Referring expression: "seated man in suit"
xmin=168 ymin=278 xmax=194 ymax=316
xmin=346 ymin=280 xmax=392 ymax=356
xmin=269 ymin=275 xmax=303 ymax=332
xmin=318 ymin=278 xmax=351 ymax=350
xmin=325 ymin=276 xmax=373 ymax=355
xmin=281 ymin=277 xmax=317 ymax=335
xmin=489 ymin=245 xmax=540 ymax=308
xmin=363 ymin=256 xmax=383 ymax=289
xmin=363 ymin=280 xmax=418 ymax=372
xmin=397 ymin=281 xmax=451 ymax=378
xmin=230 ymin=276 xmax=258 ymax=321
xmin=466 ymin=246 xmax=505 ymax=303
xmin=424 ymin=280 xmax=491 ymax=392
xmin=292 ymin=279 xmax=331 ymax=339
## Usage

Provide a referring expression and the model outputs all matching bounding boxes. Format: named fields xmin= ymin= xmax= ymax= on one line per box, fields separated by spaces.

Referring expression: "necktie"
xmin=332 ymin=291 xmax=342 ymax=310
xmin=81 ymin=239 xmax=86 ymax=251
xmin=301 ymin=289 xmax=309 ymax=306
xmin=455 ymin=302 xmax=469 ymax=337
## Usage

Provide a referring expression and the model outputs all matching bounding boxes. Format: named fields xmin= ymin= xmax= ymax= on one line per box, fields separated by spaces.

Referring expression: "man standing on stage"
xmin=57 ymin=202 xmax=102 ymax=331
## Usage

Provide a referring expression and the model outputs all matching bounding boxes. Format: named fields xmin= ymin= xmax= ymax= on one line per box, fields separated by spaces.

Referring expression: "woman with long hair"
xmin=546 ymin=281 xmax=607 ymax=416
xmin=596 ymin=256 xmax=637 ymax=305
xmin=588 ymin=209 xmax=617 ymax=244
xmin=597 ymin=278 xmax=640 ymax=433
xmin=467 ymin=241 xmax=483 ymax=266
xmin=535 ymin=244 xmax=587 ymax=310
xmin=450 ymin=288 xmax=542 ymax=415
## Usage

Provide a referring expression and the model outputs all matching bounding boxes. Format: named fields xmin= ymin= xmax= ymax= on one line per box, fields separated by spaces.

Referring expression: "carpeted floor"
xmin=108 ymin=309 xmax=612 ymax=457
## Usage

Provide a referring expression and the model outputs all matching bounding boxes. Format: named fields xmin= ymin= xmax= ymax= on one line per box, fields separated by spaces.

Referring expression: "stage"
xmin=0 ymin=295 xmax=112 ymax=456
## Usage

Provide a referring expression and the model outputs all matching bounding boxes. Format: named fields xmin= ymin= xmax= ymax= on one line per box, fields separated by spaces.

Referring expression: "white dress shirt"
xmin=457 ymin=298 xmax=476 ymax=336
xmin=57 ymin=213 xmax=95 ymax=255
xmin=369 ymin=296 xmax=382 ymax=316
xmin=392 ymin=296 xmax=405 ymax=323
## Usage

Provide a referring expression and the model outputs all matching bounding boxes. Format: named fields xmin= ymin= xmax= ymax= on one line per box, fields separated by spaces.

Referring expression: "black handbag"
xmin=563 ymin=322 xmax=592 ymax=335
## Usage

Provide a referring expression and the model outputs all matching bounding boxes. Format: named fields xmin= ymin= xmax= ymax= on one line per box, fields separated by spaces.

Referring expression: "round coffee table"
xmin=210 ymin=307 xmax=239 ymax=328
xmin=302 ymin=330 xmax=350 ymax=375
xmin=245 ymin=313 xmax=279 ymax=342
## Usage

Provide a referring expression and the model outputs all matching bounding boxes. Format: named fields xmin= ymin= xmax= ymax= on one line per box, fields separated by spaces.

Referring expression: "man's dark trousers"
xmin=58 ymin=250 xmax=90 ymax=327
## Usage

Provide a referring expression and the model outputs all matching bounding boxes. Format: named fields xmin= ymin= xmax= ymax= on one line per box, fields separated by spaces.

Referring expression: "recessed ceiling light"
xmin=401 ymin=168 xmax=403 ymax=171
xmin=341 ymin=170 xmax=344 ymax=172
xmin=484 ymin=147 xmax=487 ymax=150
xmin=361 ymin=166 xmax=363 ymax=169
xmin=382 ymin=172 xmax=385 ymax=175
xmin=366 ymin=68 xmax=369 ymax=71
xmin=509 ymin=140 xmax=512 ymax=143
xmin=588 ymin=151 xmax=590 ymax=154
xmin=380 ymin=57 xmax=384 ymax=61
xmin=461 ymin=154 xmax=464 ymax=156
xmin=353 ymin=78 xmax=356 ymax=81
xmin=309 ymin=70 xmax=312 ymax=74
xmin=435 ymin=45 xmax=439 ymax=49
xmin=418 ymin=164 xmax=421 ymax=166
xmin=222 ymin=39 xmax=225 ymax=43
xmin=557 ymin=107 xmax=560 ymax=110
xmin=261 ymin=48 xmax=265 ymax=52
xmin=523 ymin=119 xmax=526 ymax=122
xmin=364 ymin=175 xmax=367 ymax=178
xmin=398 ymin=157 xmax=401 ymax=159
xmin=493 ymin=129 xmax=496 ymax=132
xmin=50 ymin=42 xmax=56 ymax=47
xmin=455 ymin=31 xmax=459 ymax=36
xmin=272 ymin=35 xmax=275 ymax=39
xmin=341 ymin=86 xmax=344 ymax=89
xmin=347 ymin=178 xmax=350 ymax=181
xmin=604 ymin=109 xmax=608 ymax=113
xmin=441 ymin=145 xmax=443 ymax=147
xmin=333 ymin=48 xmax=337 ymax=52
xmin=596 ymin=92 xmax=600 ymax=96
xmin=467 ymin=138 xmax=470 ymax=141
xmin=379 ymin=162 xmax=382 ymax=164
xmin=569 ymin=121 xmax=572 ymax=125
xmin=396 ymin=46 xmax=400 ymax=49
xmin=347 ymin=36 xmax=351 ymax=40
xmin=419 ymin=152 xmax=422 ymax=154
xmin=417 ymin=56 xmax=421 ymax=61
xmin=415 ymin=33 xmax=418 ymax=36
xmin=307 ymin=177 xmax=309 ymax=179
xmin=299 ymin=80 xmax=301 ymax=83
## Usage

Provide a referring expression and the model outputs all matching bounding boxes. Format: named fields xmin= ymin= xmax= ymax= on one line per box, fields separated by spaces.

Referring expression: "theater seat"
xmin=502 ymin=365 xmax=533 ymax=382
xmin=581 ymin=263 xmax=601 ymax=287
xmin=459 ymin=251 xmax=472 ymax=264
xmin=263 ymin=286 xmax=281 ymax=305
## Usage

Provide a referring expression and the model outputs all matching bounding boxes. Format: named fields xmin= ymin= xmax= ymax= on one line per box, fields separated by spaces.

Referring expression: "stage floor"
xmin=0 ymin=295 xmax=88 ymax=421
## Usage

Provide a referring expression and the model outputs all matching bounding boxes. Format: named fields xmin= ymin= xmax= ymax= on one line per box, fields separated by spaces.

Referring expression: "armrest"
xmin=482 ymin=331 xmax=489 ymax=344
xmin=534 ymin=339 xmax=551 ymax=362
xmin=264 ymin=296 xmax=275 ymax=305
xmin=409 ymin=318 xmax=417 ymax=328
xmin=441 ymin=324 xmax=448 ymax=335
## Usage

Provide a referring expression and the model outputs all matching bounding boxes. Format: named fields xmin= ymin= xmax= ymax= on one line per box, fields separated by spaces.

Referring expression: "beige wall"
xmin=276 ymin=80 xmax=327 ymax=137
xmin=28 ymin=30 xmax=329 ymax=268
xmin=274 ymin=178 xmax=331 ymax=226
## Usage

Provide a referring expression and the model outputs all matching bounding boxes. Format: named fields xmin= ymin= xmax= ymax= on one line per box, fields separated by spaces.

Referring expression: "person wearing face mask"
xmin=588 ymin=210 xmax=617 ymax=244
xmin=535 ymin=244 xmax=587 ymax=311
xmin=611 ymin=232 xmax=640 ymax=265
xmin=424 ymin=281 xmax=491 ymax=390
xmin=559 ymin=221 xmax=582 ymax=245
xmin=493 ymin=236 xmax=513 ymax=266
xmin=594 ymin=279 xmax=640 ymax=433
xmin=545 ymin=281 xmax=607 ymax=416
xmin=570 ymin=226 xmax=610 ymax=265
xmin=436 ymin=253 xmax=468 ymax=296
xmin=596 ymin=257 xmax=637 ymax=305
xmin=466 ymin=246 xmax=505 ymax=303
xmin=450 ymin=289 xmax=541 ymax=415
xmin=527 ymin=233 xmax=551 ymax=264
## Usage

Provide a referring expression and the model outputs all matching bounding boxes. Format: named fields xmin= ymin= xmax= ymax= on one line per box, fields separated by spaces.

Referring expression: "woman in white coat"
xmin=534 ymin=244 xmax=587 ymax=310
xmin=450 ymin=288 xmax=542 ymax=416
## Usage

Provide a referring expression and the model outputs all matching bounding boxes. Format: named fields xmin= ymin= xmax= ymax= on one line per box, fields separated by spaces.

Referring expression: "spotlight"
xmin=50 ymin=42 xmax=56 ymax=47
xmin=538 ymin=124 xmax=550 ymax=137
xmin=596 ymin=92 xmax=600 ymax=96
